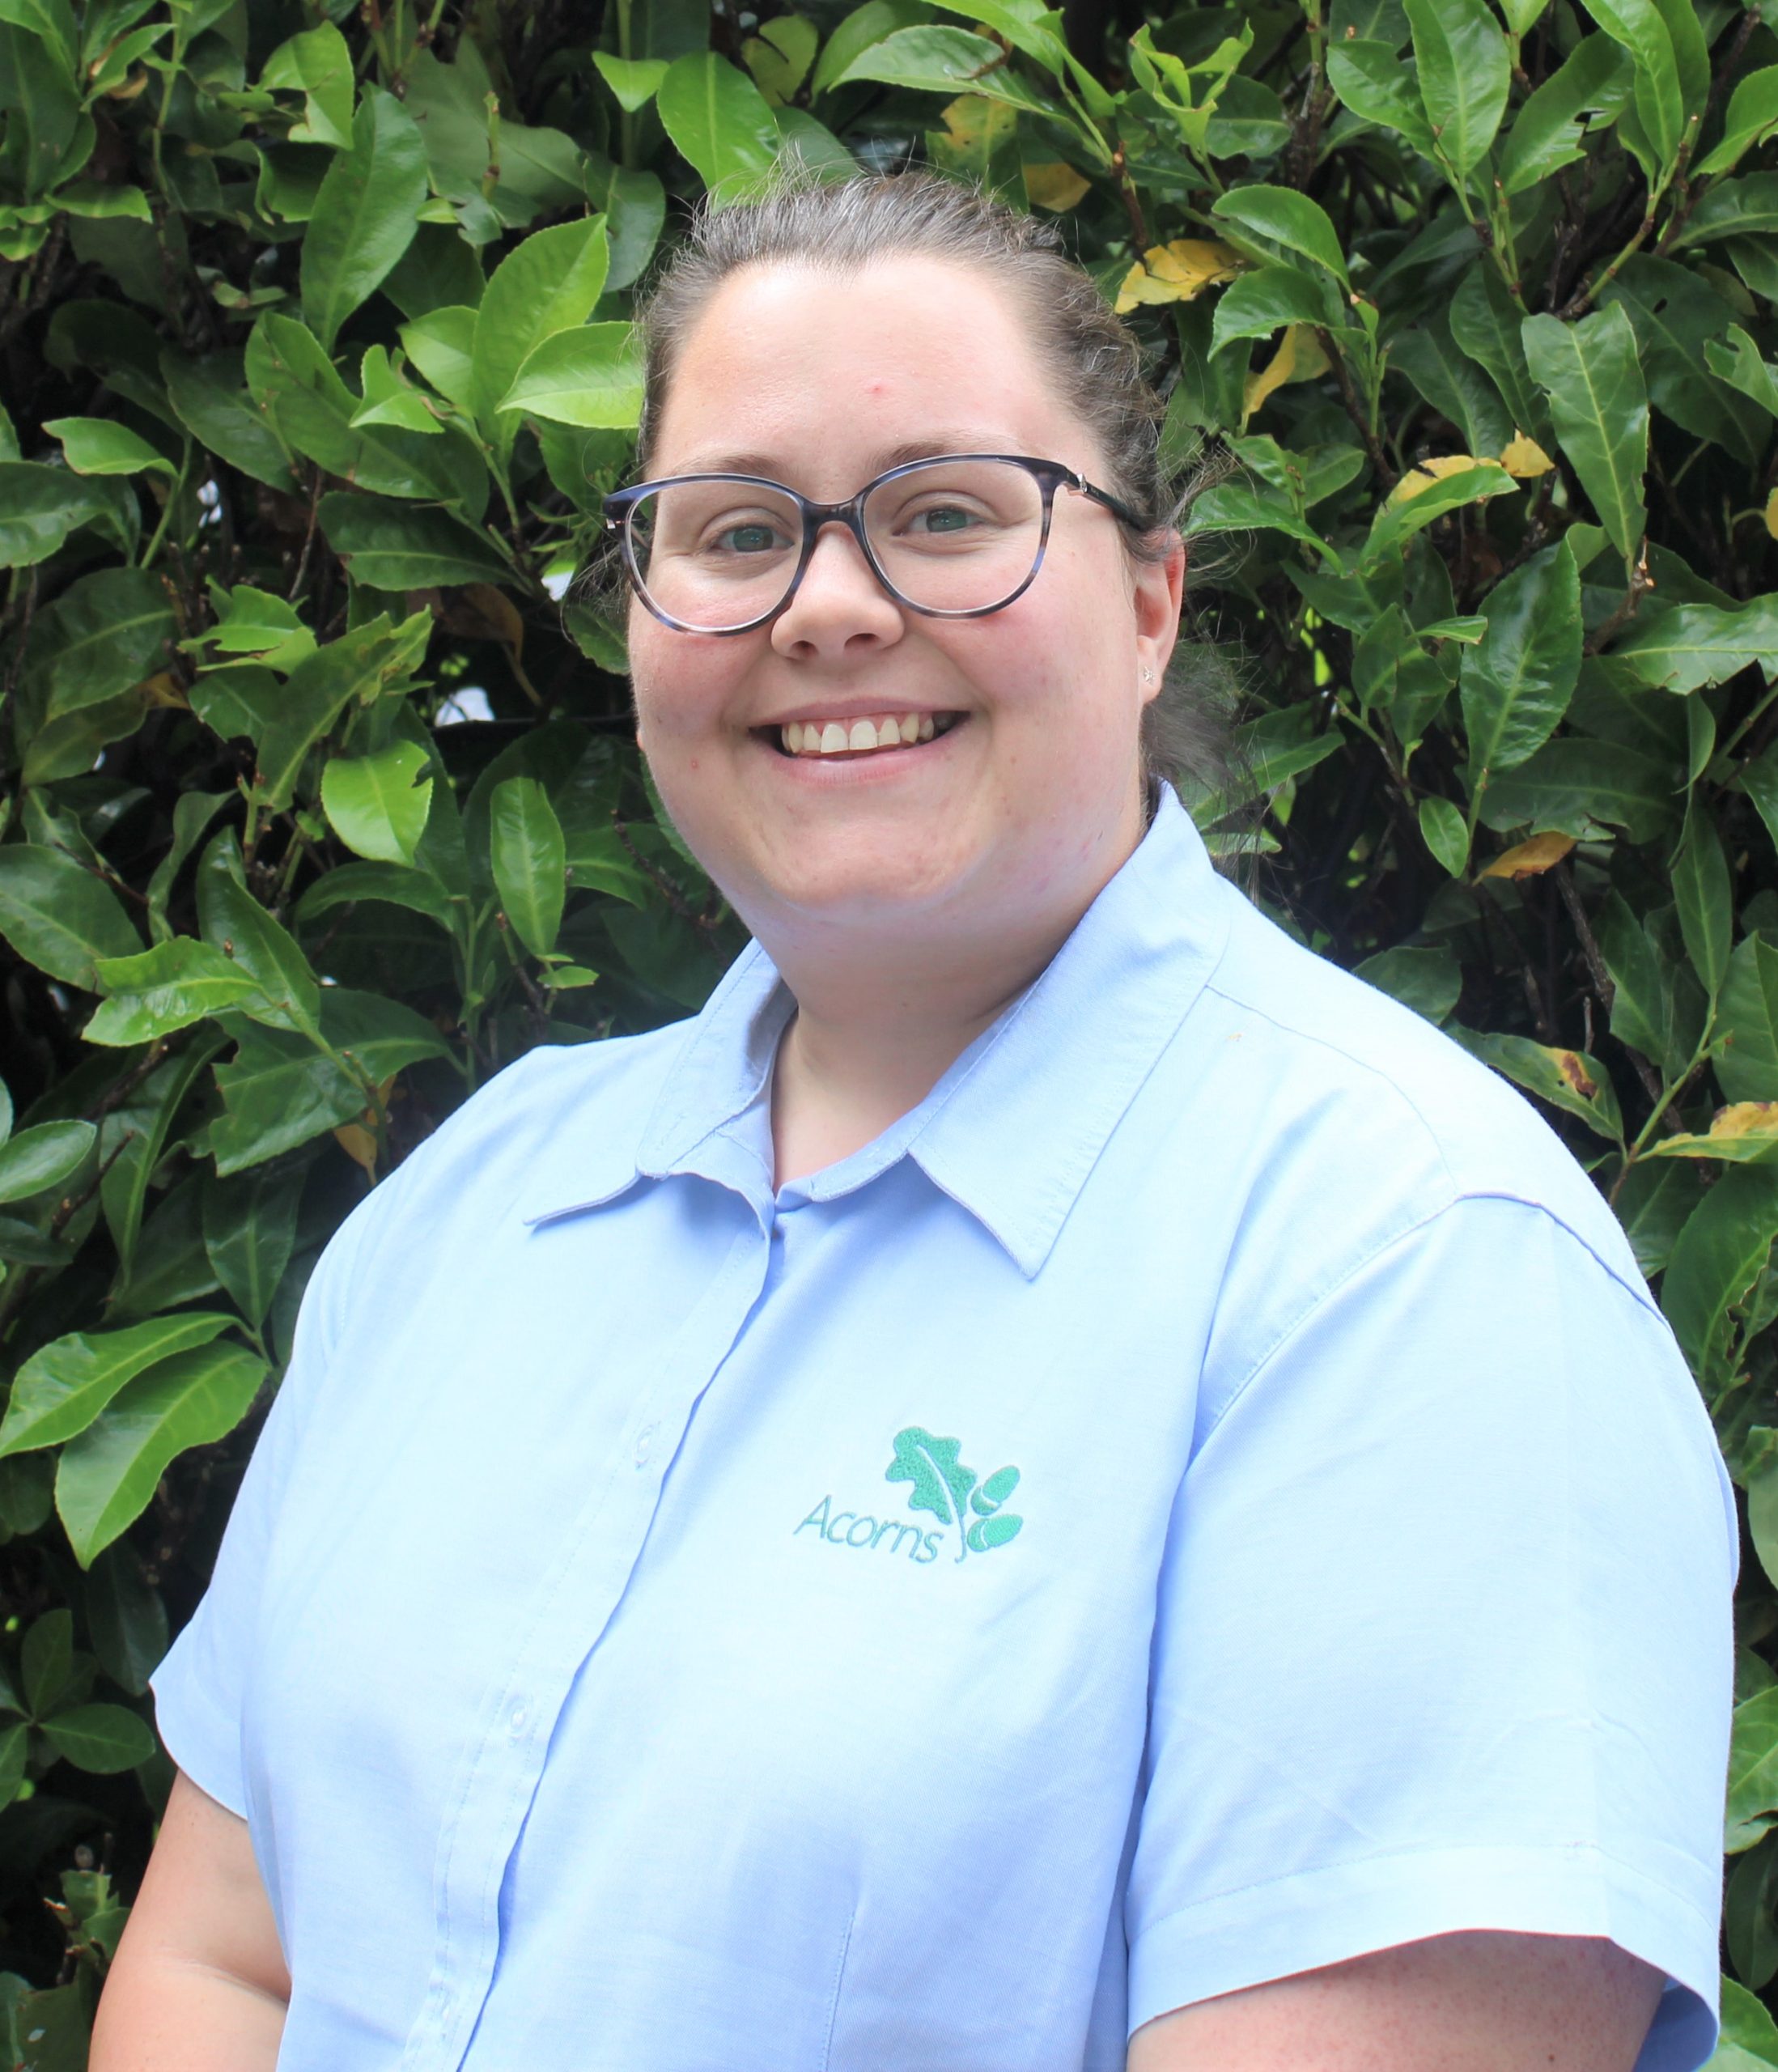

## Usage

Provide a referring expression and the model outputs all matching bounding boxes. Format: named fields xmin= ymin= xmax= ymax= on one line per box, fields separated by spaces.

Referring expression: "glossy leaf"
xmin=299 ymin=89 xmax=427 ymax=353
xmin=0 ymin=1312 xmax=234 ymax=1458
xmin=0 ymin=1120 xmax=94 ymax=1206
xmin=248 ymin=606 xmax=433 ymax=811
xmin=497 ymin=324 xmax=643 ymax=428
xmin=1576 ymin=0 xmax=1684 ymax=174
xmin=55 ymin=1340 xmax=268 ymax=1566
xmin=1721 ymin=936 xmax=1778 ymax=1106
xmin=1610 ymin=599 xmax=1778 ymax=694
xmin=1460 ymin=541 xmax=1581 ymax=795
xmin=40 ymin=1702 xmax=155 ymax=1773
xmin=1418 ymin=794 xmax=1470 ymax=877
xmin=1498 ymin=36 xmax=1633 ymax=195
xmin=196 ymin=834 xmax=321 ymax=1039
xmin=490 ymin=775 xmax=568 ymax=957
xmin=319 ymin=492 xmax=511 ymax=592
xmin=1460 ymin=1030 xmax=1623 ymax=1140
xmin=42 ymin=416 xmax=172 ymax=478
xmin=202 ymin=1161 xmax=302 ymax=1328
xmin=468 ymin=218 xmax=610 ymax=444
xmin=0 ymin=844 xmax=139 ymax=989
xmin=1673 ymin=802 xmax=1733 ymax=1001
xmin=1402 ymin=0 xmax=1509 ymax=176
xmin=1663 ymin=1166 xmax=1778 ymax=1374
xmin=85 ymin=939 xmax=264 ymax=1045
xmin=1521 ymin=305 xmax=1648 ymax=565
xmin=830 ymin=27 xmax=1063 ymax=117
xmin=0 ymin=461 xmax=108 ymax=567
xmin=1209 ymin=187 xmax=1347 ymax=286
xmin=322 ymin=741 xmax=434 ymax=866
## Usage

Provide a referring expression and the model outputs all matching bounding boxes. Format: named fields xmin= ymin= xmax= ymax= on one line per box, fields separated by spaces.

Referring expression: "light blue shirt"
xmin=153 ymin=787 xmax=1737 ymax=2072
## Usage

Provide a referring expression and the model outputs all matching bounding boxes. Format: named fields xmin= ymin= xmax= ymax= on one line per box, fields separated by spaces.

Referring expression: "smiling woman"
xmin=95 ymin=173 xmax=1735 ymax=2072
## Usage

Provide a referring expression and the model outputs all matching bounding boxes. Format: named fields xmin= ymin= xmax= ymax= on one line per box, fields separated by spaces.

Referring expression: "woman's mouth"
xmin=768 ymin=711 xmax=965 ymax=759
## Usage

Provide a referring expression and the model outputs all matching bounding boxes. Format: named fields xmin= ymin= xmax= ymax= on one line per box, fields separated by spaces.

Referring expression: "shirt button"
xmin=634 ymin=1424 xmax=657 ymax=1467
xmin=508 ymin=1704 xmax=527 ymax=1736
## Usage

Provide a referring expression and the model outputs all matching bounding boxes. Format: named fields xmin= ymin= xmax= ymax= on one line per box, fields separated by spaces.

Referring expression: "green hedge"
xmin=3 ymin=0 xmax=1778 ymax=2059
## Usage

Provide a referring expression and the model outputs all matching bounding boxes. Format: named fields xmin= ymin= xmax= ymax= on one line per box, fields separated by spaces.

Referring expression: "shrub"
xmin=2 ymin=0 xmax=1777 ymax=2057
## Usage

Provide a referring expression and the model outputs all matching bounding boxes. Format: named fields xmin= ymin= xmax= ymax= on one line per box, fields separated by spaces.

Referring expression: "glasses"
xmin=602 ymin=453 xmax=1139 ymax=635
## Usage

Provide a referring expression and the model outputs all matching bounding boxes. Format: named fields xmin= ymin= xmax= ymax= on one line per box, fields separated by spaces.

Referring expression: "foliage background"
xmin=2 ymin=0 xmax=1778 ymax=2059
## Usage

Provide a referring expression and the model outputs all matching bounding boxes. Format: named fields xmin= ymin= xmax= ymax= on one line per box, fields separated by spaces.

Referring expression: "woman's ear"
xmin=1134 ymin=536 xmax=1187 ymax=694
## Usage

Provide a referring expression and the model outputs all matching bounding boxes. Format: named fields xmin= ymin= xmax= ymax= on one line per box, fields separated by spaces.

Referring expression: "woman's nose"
xmin=770 ymin=520 xmax=905 ymax=659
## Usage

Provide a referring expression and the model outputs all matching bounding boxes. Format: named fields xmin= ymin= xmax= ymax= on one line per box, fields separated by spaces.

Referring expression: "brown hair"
xmin=620 ymin=168 xmax=1236 ymax=792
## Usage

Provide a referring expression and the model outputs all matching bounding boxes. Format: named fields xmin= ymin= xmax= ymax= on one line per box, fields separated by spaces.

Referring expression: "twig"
xmin=1314 ymin=328 xmax=1395 ymax=487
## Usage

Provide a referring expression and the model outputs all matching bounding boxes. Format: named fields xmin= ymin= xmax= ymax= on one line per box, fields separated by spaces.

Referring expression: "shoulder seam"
xmin=1195 ymin=1191 xmax=1660 ymax=1461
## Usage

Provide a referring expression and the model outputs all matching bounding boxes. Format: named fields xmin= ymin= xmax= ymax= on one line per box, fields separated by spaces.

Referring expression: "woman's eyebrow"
xmin=660 ymin=437 xmax=1012 ymax=481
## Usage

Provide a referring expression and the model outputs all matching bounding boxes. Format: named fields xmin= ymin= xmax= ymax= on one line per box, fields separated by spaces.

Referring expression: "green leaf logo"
xmin=885 ymin=1427 xmax=1022 ymax=1562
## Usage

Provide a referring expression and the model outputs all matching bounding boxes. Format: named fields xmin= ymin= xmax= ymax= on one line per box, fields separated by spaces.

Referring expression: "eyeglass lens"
xmin=625 ymin=458 xmax=1048 ymax=631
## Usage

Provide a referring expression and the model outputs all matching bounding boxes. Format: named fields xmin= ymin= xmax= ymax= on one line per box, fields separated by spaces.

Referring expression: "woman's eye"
xmin=906 ymin=503 xmax=978 ymax=537
xmin=710 ymin=522 xmax=784 ymax=554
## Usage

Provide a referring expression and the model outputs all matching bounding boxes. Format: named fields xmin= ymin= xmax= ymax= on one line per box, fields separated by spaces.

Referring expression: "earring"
xmin=1142 ymin=667 xmax=1154 ymax=683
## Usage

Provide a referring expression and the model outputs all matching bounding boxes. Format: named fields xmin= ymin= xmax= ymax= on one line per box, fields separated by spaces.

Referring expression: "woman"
xmin=95 ymin=173 xmax=1734 ymax=2072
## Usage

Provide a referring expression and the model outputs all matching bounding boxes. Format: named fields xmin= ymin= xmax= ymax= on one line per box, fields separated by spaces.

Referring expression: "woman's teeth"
xmin=779 ymin=713 xmax=955 ymax=758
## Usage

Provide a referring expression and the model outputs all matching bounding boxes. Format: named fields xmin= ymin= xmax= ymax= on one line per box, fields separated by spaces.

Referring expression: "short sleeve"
xmin=1127 ymin=1194 xmax=1738 ymax=2072
xmin=150 ymin=1182 xmax=381 ymax=1817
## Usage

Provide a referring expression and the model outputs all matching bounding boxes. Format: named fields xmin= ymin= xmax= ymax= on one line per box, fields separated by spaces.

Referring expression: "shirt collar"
xmin=522 ymin=788 xmax=1233 ymax=1275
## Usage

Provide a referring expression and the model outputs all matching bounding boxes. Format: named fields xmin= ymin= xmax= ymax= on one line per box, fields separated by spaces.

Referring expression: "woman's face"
xmin=628 ymin=255 xmax=1184 ymax=961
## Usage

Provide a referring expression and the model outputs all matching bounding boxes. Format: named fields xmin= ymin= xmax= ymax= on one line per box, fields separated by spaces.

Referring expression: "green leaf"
xmin=260 ymin=20 xmax=354 ymax=147
xmin=0 ymin=1722 xmax=25 ymax=1806
xmin=811 ymin=0 xmax=930 ymax=96
xmin=496 ymin=322 xmax=643 ymax=428
xmin=0 ymin=460 xmax=107 ymax=567
xmin=297 ymin=857 xmax=460 ymax=936
xmin=1706 ymin=325 xmax=1778 ymax=420
xmin=468 ymin=217 xmax=611 ymax=444
xmin=1449 ymin=263 xmax=1546 ymax=441
xmin=245 ymin=314 xmax=485 ymax=511
xmin=1403 ymin=0 xmax=1510 ymax=176
xmin=1208 ymin=265 xmax=1331 ymax=356
xmin=41 ymin=415 xmax=172 ymax=478
xmin=56 ymin=1340 xmax=267 ymax=1566
xmin=1696 ymin=62 xmax=1778 ymax=178
xmin=0 ymin=1120 xmax=94 ymax=1205
xmin=1326 ymin=38 xmax=1435 ymax=154
xmin=299 ymin=88 xmax=427 ymax=354
xmin=1674 ymin=173 xmax=1778 ymax=252
xmin=1662 ymin=1166 xmax=1778 ymax=1374
xmin=84 ymin=1541 xmax=168 ymax=1696
xmin=99 ymin=1035 xmax=226 ymax=1276
xmin=1575 ymin=0 xmax=1683 ymax=174
xmin=656 ymin=50 xmax=783 ymax=194
xmin=1209 ymin=186 xmax=1348 ymax=287
xmin=250 ymin=607 xmax=433 ymax=811
xmin=84 ymin=939 xmax=264 ymax=1045
xmin=39 ymin=1702 xmax=155 ymax=1773
xmin=1610 ymin=598 xmax=1778 ymax=694
xmin=1498 ymin=36 xmax=1633 ymax=194
xmin=1730 ymin=1690 xmax=1778 ymax=1852
xmin=593 ymin=52 xmax=669 ymax=111
xmin=1391 ymin=315 xmax=1513 ymax=461
xmin=1721 ymin=936 xmax=1778 ymax=1105
xmin=490 ymin=775 xmax=567 ymax=957
xmin=399 ymin=304 xmax=479 ymax=413
xmin=1476 ymin=737 xmax=1678 ymax=843
xmin=0 ymin=1312 xmax=234 ymax=1458
xmin=21 ymin=1608 xmax=72 ymax=1717
xmin=1718 ymin=1976 xmax=1778 ymax=2061
xmin=0 ymin=0 xmax=74 ymax=76
xmin=350 ymin=344 xmax=441 ymax=435
xmin=1673 ymin=800 xmax=1733 ymax=1000
xmin=1418 ymin=794 xmax=1470 ymax=875
xmin=830 ymin=26 xmax=1063 ymax=117
xmin=319 ymin=491 xmax=511 ymax=591
xmin=19 ymin=565 xmax=175 ymax=721
xmin=193 ymin=582 xmax=314 ymax=664
xmin=197 ymin=833 xmax=321 ymax=1039
xmin=1601 ymin=257 xmax=1764 ymax=465
xmin=0 ymin=844 xmax=139 ymax=988
xmin=1461 ymin=541 xmax=1581 ymax=796
xmin=160 ymin=347 xmax=301 ymax=494
xmin=1521 ymin=304 xmax=1648 ymax=564
xmin=202 ymin=1162 xmax=301 ymax=1329
xmin=1354 ymin=944 xmax=1462 ymax=1023
xmin=1184 ymin=479 xmax=1344 ymax=568
xmin=323 ymin=740 xmax=434 ymax=866
xmin=1458 ymin=1030 xmax=1623 ymax=1140
xmin=1360 ymin=462 xmax=1517 ymax=569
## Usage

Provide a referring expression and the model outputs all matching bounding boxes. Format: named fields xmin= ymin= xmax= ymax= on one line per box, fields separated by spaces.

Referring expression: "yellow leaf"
xmin=333 ymin=1121 xmax=378 ymax=1172
xmin=1241 ymin=323 xmax=1330 ymax=425
xmin=138 ymin=671 xmax=189 ymax=710
xmin=1113 ymin=239 xmax=1245 ymax=314
xmin=1385 ymin=454 xmax=1502 ymax=506
xmin=1766 ymin=485 xmax=1778 ymax=541
xmin=936 ymin=93 xmax=1015 ymax=152
xmin=1479 ymin=831 xmax=1575 ymax=880
xmin=1708 ymin=1102 xmax=1778 ymax=1140
xmin=1023 ymin=160 xmax=1090 ymax=211
xmin=1498 ymin=430 xmax=1555 ymax=478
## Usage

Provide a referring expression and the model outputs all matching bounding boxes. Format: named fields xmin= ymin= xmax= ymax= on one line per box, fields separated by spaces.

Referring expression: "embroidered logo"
xmin=794 ymin=1426 xmax=1023 ymax=1566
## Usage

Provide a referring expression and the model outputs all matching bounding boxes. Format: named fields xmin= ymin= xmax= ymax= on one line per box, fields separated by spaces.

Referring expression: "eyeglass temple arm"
xmin=1069 ymin=475 xmax=1144 ymax=529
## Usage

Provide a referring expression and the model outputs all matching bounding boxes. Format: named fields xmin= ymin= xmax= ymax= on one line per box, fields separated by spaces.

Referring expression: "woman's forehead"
xmin=651 ymin=256 xmax=1071 ymax=478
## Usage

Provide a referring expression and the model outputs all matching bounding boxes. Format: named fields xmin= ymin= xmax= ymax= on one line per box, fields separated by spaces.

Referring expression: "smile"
xmin=774 ymin=711 xmax=964 ymax=758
